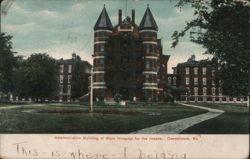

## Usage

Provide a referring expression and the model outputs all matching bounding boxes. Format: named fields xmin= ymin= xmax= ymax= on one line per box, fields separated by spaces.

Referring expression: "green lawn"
xmin=0 ymin=103 xmax=207 ymax=133
xmin=181 ymin=103 xmax=249 ymax=134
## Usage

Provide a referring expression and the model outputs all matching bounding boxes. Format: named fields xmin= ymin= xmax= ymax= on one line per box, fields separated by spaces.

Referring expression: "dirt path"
xmin=131 ymin=103 xmax=224 ymax=134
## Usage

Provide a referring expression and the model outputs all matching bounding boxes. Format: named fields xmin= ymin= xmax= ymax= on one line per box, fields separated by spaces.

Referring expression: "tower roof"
xmin=94 ymin=6 xmax=113 ymax=30
xmin=139 ymin=5 xmax=158 ymax=31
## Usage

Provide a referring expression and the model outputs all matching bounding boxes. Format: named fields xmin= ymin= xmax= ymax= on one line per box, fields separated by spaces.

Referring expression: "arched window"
xmin=168 ymin=77 xmax=171 ymax=84
xmin=173 ymin=77 xmax=177 ymax=86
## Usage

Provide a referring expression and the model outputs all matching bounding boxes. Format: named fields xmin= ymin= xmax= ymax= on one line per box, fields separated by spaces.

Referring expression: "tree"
xmin=0 ymin=33 xmax=17 ymax=94
xmin=171 ymin=0 xmax=250 ymax=96
xmin=71 ymin=56 xmax=90 ymax=100
xmin=16 ymin=53 xmax=59 ymax=101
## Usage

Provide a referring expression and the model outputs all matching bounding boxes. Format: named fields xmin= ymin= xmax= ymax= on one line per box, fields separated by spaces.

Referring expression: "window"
xmin=194 ymin=78 xmax=198 ymax=85
xmin=67 ymin=85 xmax=71 ymax=94
xmin=212 ymin=87 xmax=216 ymax=95
xmin=94 ymin=74 xmax=104 ymax=82
xmin=186 ymin=77 xmax=189 ymax=85
xmin=219 ymin=87 xmax=222 ymax=95
xmin=145 ymin=75 xmax=150 ymax=82
xmin=194 ymin=67 xmax=198 ymax=75
xmin=145 ymin=60 xmax=150 ymax=69
xmin=185 ymin=67 xmax=189 ymax=75
xmin=212 ymin=79 xmax=215 ymax=85
xmin=173 ymin=77 xmax=177 ymax=86
xmin=168 ymin=77 xmax=171 ymax=84
xmin=194 ymin=87 xmax=198 ymax=95
xmin=60 ymin=65 xmax=64 ymax=73
xmin=185 ymin=67 xmax=190 ymax=75
xmin=60 ymin=75 xmax=64 ymax=83
xmin=100 ymin=59 xmax=104 ymax=67
xmin=186 ymin=87 xmax=190 ymax=95
xmin=211 ymin=69 xmax=215 ymax=76
xmin=68 ymin=65 xmax=72 ymax=73
xmin=203 ymin=78 xmax=206 ymax=85
xmin=219 ymin=80 xmax=222 ymax=86
xmin=59 ymin=85 xmax=63 ymax=94
xmin=146 ymin=45 xmax=150 ymax=54
xmin=202 ymin=67 xmax=207 ymax=75
xmin=68 ymin=75 xmax=72 ymax=83
xmin=100 ymin=44 xmax=105 ymax=52
xmin=203 ymin=87 xmax=207 ymax=95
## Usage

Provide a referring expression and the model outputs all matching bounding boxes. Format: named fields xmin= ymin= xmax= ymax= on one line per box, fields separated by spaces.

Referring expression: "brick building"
xmin=92 ymin=5 xmax=169 ymax=102
xmin=171 ymin=55 xmax=223 ymax=102
xmin=58 ymin=53 xmax=91 ymax=102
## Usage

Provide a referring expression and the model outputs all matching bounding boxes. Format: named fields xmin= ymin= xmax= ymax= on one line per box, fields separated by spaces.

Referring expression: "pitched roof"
xmin=139 ymin=6 xmax=158 ymax=30
xmin=94 ymin=6 xmax=113 ymax=30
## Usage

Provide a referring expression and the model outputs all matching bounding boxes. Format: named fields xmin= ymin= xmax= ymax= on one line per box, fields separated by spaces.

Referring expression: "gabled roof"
xmin=139 ymin=5 xmax=158 ymax=31
xmin=94 ymin=6 xmax=113 ymax=30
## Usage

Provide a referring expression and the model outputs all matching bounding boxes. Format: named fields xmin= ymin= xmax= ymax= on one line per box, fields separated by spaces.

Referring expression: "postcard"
xmin=0 ymin=0 xmax=249 ymax=159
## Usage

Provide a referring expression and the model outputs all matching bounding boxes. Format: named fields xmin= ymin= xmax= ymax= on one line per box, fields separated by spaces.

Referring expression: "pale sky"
xmin=1 ymin=0 xmax=210 ymax=73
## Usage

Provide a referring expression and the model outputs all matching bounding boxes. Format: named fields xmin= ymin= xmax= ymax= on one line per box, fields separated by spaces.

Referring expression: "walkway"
xmin=0 ymin=104 xmax=44 ymax=110
xmin=131 ymin=103 xmax=224 ymax=134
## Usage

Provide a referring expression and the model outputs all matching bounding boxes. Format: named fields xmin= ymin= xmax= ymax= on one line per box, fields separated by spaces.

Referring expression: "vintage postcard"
xmin=0 ymin=0 xmax=249 ymax=158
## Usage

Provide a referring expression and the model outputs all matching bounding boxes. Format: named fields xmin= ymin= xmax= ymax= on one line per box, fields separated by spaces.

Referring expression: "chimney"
xmin=72 ymin=53 xmax=76 ymax=60
xmin=119 ymin=9 xmax=122 ymax=24
xmin=132 ymin=9 xmax=135 ymax=24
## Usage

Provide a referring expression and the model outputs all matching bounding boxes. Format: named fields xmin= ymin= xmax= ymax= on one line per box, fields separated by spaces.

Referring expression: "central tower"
xmin=92 ymin=5 xmax=169 ymax=102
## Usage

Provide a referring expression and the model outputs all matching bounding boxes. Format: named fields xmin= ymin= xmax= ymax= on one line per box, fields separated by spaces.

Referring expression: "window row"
xmin=145 ymin=44 xmax=157 ymax=54
xmin=141 ymin=32 xmax=157 ymax=38
xmin=185 ymin=67 xmax=215 ymax=75
xmin=145 ymin=74 xmax=157 ymax=83
xmin=94 ymin=44 xmax=105 ymax=52
xmin=94 ymin=32 xmax=110 ymax=37
xmin=186 ymin=77 xmax=207 ymax=85
xmin=167 ymin=77 xmax=177 ymax=86
xmin=186 ymin=87 xmax=222 ymax=95
xmin=60 ymin=75 xmax=72 ymax=84
xmin=59 ymin=85 xmax=71 ymax=94
xmin=60 ymin=65 xmax=72 ymax=73
xmin=145 ymin=60 xmax=157 ymax=69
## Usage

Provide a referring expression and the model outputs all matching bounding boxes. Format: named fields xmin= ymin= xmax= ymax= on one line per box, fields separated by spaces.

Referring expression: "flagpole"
xmin=90 ymin=68 xmax=93 ymax=113
xmin=0 ymin=0 xmax=3 ymax=33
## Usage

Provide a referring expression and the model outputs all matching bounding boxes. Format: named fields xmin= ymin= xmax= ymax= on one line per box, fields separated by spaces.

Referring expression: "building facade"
xmin=171 ymin=55 xmax=223 ymax=102
xmin=92 ymin=5 xmax=169 ymax=102
xmin=58 ymin=53 xmax=91 ymax=102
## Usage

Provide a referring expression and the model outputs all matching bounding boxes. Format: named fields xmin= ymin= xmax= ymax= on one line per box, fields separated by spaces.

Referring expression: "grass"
xmin=180 ymin=103 xmax=249 ymax=134
xmin=0 ymin=103 xmax=207 ymax=134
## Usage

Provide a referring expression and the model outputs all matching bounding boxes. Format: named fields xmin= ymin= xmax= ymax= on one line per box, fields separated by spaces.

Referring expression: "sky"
xmin=1 ymin=0 xmax=210 ymax=73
